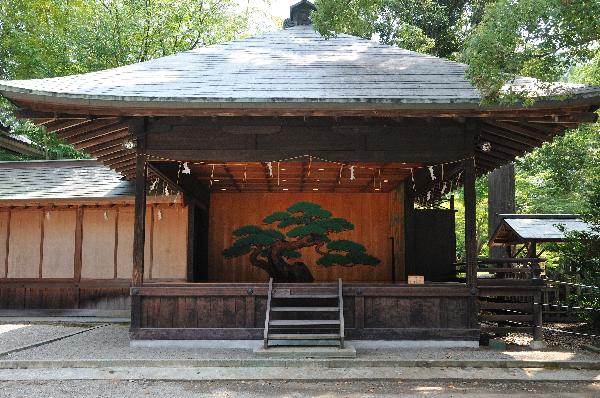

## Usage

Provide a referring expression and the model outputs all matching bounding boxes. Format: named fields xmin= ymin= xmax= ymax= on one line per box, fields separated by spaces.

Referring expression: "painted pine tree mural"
xmin=223 ymin=201 xmax=380 ymax=282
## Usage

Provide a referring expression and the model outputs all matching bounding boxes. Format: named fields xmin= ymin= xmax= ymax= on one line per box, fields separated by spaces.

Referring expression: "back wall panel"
xmin=208 ymin=193 xmax=398 ymax=282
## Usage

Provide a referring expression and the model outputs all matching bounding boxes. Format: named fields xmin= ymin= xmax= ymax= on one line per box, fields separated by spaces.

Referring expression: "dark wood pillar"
xmin=403 ymin=179 xmax=415 ymax=281
xmin=463 ymin=157 xmax=479 ymax=332
xmin=464 ymin=158 xmax=477 ymax=287
xmin=131 ymin=119 xmax=147 ymax=287
xmin=488 ymin=163 xmax=515 ymax=258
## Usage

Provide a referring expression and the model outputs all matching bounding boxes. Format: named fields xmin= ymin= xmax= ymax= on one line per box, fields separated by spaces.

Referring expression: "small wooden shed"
xmin=489 ymin=213 xmax=593 ymax=257
xmin=0 ymin=160 xmax=188 ymax=315
xmin=1 ymin=1 xmax=599 ymax=343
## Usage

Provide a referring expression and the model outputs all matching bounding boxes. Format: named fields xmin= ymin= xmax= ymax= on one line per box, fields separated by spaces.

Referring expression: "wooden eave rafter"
xmin=180 ymin=160 xmax=417 ymax=193
xmin=5 ymin=100 xmax=598 ymax=198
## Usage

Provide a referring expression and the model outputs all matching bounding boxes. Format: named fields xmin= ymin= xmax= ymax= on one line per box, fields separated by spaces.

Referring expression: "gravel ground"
xmin=0 ymin=323 xmax=88 ymax=354
xmin=500 ymin=322 xmax=600 ymax=351
xmin=3 ymin=323 xmax=600 ymax=362
xmin=0 ymin=379 xmax=599 ymax=397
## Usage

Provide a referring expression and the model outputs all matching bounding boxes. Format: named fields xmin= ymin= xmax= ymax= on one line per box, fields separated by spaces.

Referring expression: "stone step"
xmin=268 ymin=333 xmax=340 ymax=340
xmin=271 ymin=306 xmax=339 ymax=312
xmin=272 ymin=294 xmax=338 ymax=299
xmin=269 ymin=319 xmax=340 ymax=326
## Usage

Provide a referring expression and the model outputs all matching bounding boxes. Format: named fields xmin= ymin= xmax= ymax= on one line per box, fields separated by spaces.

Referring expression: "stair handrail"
xmin=264 ymin=277 xmax=273 ymax=349
xmin=338 ymin=278 xmax=345 ymax=348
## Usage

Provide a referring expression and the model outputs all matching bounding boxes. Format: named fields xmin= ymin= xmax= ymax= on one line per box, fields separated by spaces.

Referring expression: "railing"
xmin=263 ymin=277 xmax=273 ymax=349
xmin=455 ymin=257 xmax=545 ymax=280
xmin=456 ymin=257 xmax=545 ymax=342
xmin=338 ymin=278 xmax=345 ymax=349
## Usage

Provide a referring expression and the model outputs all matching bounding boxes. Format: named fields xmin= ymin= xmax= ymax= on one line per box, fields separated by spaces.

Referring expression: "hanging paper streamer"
xmin=266 ymin=162 xmax=273 ymax=177
xmin=164 ymin=184 xmax=169 ymax=196
xmin=157 ymin=209 xmax=162 ymax=221
xmin=103 ymin=211 xmax=109 ymax=221
xmin=441 ymin=164 xmax=444 ymax=181
xmin=150 ymin=178 xmax=159 ymax=192
xmin=410 ymin=168 xmax=415 ymax=191
xmin=426 ymin=191 xmax=432 ymax=201
xmin=349 ymin=165 xmax=356 ymax=181
xmin=441 ymin=182 xmax=447 ymax=195
xmin=243 ymin=166 xmax=247 ymax=183
xmin=182 ymin=162 xmax=191 ymax=174
xmin=210 ymin=165 xmax=215 ymax=179
xmin=338 ymin=164 xmax=343 ymax=184
xmin=307 ymin=157 xmax=312 ymax=177
xmin=428 ymin=166 xmax=437 ymax=180
xmin=277 ymin=162 xmax=280 ymax=186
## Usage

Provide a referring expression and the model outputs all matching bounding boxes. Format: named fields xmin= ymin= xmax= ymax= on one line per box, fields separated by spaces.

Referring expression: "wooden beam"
xmin=131 ymin=118 xmax=147 ymax=288
xmin=464 ymin=157 xmax=477 ymax=288
xmin=481 ymin=124 xmax=541 ymax=147
xmin=485 ymin=120 xmax=551 ymax=141
xmin=57 ymin=118 xmax=122 ymax=140
xmin=68 ymin=123 xmax=128 ymax=146
xmin=76 ymin=128 xmax=129 ymax=150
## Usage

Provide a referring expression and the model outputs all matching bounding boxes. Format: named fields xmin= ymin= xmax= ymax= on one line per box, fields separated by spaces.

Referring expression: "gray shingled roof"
xmin=0 ymin=160 xmax=134 ymax=201
xmin=1 ymin=26 xmax=597 ymax=109
xmin=490 ymin=214 xmax=594 ymax=245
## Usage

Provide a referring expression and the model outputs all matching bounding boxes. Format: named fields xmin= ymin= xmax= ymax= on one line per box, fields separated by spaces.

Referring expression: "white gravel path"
xmin=0 ymin=379 xmax=598 ymax=398
xmin=0 ymin=324 xmax=88 ymax=354
xmin=3 ymin=323 xmax=600 ymax=362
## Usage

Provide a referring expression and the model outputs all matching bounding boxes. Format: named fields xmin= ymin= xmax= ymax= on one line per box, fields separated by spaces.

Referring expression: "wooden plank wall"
xmin=131 ymin=284 xmax=478 ymax=341
xmin=0 ymin=205 xmax=187 ymax=283
xmin=0 ymin=205 xmax=188 ymax=310
xmin=208 ymin=192 xmax=402 ymax=282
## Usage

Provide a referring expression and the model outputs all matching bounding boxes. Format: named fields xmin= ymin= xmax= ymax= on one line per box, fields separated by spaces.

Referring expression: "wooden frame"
xmin=129 ymin=283 xmax=479 ymax=341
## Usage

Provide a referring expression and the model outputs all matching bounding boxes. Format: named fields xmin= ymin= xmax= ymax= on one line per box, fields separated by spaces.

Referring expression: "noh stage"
xmin=1 ymin=1 xmax=599 ymax=345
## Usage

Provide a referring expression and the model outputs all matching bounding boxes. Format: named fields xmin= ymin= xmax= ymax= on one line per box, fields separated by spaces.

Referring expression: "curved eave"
xmin=2 ymin=85 xmax=600 ymax=117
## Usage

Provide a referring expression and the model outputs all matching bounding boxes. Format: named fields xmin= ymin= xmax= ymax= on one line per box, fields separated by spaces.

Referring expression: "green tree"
xmin=462 ymin=0 xmax=600 ymax=101
xmin=223 ymin=202 xmax=380 ymax=282
xmin=0 ymin=0 xmax=251 ymax=160
xmin=312 ymin=0 xmax=489 ymax=58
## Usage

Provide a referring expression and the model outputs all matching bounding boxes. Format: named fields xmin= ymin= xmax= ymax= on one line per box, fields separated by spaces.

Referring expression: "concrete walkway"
xmin=1 ymin=365 xmax=599 ymax=382
xmin=1 ymin=321 xmax=600 ymax=383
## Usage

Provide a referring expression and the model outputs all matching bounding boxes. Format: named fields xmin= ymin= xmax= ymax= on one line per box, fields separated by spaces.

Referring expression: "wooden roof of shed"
xmin=489 ymin=214 xmax=594 ymax=245
xmin=0 ymin=159 xmax=134 ymax=202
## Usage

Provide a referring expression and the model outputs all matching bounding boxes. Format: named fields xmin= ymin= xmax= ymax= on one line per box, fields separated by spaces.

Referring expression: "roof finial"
xmin=284 ymin=0 xmax=316 ymax=28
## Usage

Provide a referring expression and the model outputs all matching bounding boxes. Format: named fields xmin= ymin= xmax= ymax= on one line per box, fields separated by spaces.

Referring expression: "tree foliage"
xmin=223 ymin=202 xmax=380 ymax=282
xmin=313 ymin=0 xmax=600 ymax=100
xmin=462 ymin=0 xmax=600 ymax=101
xmin=312 ymin=0 xmax=489 ymax=58
xmin=0 ymin=0 xmax=251 ymax=160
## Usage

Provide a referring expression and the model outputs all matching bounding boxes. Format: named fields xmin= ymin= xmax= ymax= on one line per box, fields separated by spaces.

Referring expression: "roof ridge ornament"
xmin=284 ymin=0 xmax=316 ymax=28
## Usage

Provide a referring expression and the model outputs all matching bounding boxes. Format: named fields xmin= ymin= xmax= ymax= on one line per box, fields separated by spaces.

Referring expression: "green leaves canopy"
xmin=312 ymin=0 xmax=488 ymax=58
xmin=313 ymin=0 xmax=600 ymax=101
xmin=0 ymin=0 xmax=250 ymax=160
xmin=462 ymin=0 xmax=600 ymax=101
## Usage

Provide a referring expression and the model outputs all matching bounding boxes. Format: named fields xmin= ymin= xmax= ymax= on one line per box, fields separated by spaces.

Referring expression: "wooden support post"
xmin=464 ymin=157 xmax=479 ymax=331
xmin=131 ymin=119 xmax=147 ymax=288
xmin=533 ymin=290 xmax=543 ymax=341
xmin=464 ymin=157 xmax=477 ymax=288
xmin=186 ymin=201 xmax=196 ymax=282
xmin=403 ymin=179 xmax=415 ymax=281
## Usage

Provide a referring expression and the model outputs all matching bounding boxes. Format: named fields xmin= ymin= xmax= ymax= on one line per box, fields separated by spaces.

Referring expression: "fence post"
xmin=532 ymin=290 xmax=543 ymax=344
